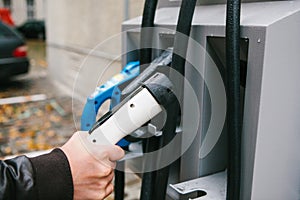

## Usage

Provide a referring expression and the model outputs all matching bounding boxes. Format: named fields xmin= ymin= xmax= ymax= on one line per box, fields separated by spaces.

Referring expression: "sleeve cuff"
xmin=29 ymin=148 xmax=73 ymax=200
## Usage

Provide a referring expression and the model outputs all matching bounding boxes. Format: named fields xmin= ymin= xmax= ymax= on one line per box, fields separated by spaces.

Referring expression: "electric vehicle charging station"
xmin=120 ymin=1 xmax=300 ymax=199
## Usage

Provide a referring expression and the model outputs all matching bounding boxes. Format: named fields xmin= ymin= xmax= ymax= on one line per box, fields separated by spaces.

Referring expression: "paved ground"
xmin=0 ymin=40 xmax=76 ymax=156
xmin=0 ymin=40 xmax=141 ymax=200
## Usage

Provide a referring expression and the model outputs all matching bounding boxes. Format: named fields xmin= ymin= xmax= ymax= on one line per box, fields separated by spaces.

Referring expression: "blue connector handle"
xmin=81 ymin=61 xmax=140 ymax=146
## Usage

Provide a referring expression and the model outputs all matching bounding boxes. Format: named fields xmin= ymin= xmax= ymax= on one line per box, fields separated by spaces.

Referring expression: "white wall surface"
xmin=5 ymin=0 xmax=46 ymax=25
xmin=46 ymin=0 xmax=144 ymax=102
xmin=11 ymin=0 xmax=27 ymax=25
xmin=35 ymin=0 xmax=45 ymax=20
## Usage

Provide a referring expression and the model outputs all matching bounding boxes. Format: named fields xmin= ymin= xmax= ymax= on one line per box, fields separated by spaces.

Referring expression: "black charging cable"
xmin=152 ymin=0 xmax=197 ymax=199
xmin=114 ymin=1 xmax=158 ymax=199
xmin=139 ymin=1 xmax=159 ymax=200
xmin=226 ymin=0 xmax=242 ymax=199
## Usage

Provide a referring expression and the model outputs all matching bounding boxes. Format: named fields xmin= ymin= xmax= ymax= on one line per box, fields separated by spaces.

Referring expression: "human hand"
xmin=60 ymin=131 xmax=125 ymax=200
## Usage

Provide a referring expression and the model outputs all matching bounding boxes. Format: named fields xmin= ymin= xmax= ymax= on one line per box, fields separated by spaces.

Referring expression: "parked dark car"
xmin=0 ymin=21 xmax=29 ymax=80
xmin=16 ymin=20 xmax=45 ymax=40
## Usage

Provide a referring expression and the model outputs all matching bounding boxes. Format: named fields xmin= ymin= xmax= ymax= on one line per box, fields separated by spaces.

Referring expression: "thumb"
xmin=105 ymin=145 xmax=125 ymax=162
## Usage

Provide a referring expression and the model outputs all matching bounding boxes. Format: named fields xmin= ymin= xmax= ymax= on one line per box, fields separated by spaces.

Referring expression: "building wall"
xmin=11 ymin=0 xmax=27 ymax=25
xmin=1 ymin=0 xmax=45 ymax=25
xmin=35 ymin=0 xmax=45 ymax=20
xmin=46 ymin=0 xmax=144 ymax=103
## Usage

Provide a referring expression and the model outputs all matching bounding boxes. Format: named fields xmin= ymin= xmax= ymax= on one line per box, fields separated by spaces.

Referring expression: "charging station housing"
xmin=122 ymin=1 xmax=300 ymax=199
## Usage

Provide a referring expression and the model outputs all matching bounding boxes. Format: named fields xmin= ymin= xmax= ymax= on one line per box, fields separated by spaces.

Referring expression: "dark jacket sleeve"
xmin=0 ymin=155 xmax=37 ymax=200
xmin=29 ymin=148 xmax=74 ymax=200
xmin=0 ymin=148 xmax=73 ymax=200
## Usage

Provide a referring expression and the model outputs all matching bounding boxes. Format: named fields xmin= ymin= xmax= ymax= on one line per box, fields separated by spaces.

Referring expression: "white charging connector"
xmin=87 ymin=88 xmax=162 ymax=145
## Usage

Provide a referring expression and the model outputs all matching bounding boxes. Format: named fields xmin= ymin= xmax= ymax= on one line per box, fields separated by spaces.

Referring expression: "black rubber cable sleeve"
xmin=114 ymin=161 xmax=125 ymax=200
xmin=140 ymin=137 xmax=160 ymax=200
xmin=153 ymin=0 xmax=197 ymax=199
xmin=225 ymin=0 xmax=242 ymax=199
xmin=140 ymin=0 xmax=159 ymax=69
xmin=172 ymin=0 xmax=197 ymax=76
xmin=139 ymin=1 xmax=159 ymax=200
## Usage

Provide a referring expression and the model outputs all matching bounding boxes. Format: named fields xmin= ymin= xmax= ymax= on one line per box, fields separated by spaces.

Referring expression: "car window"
xmin=24 ymin=23 xmax=34 ymax=29
xmin=34 ymin=23 xmax=42 ymax=31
